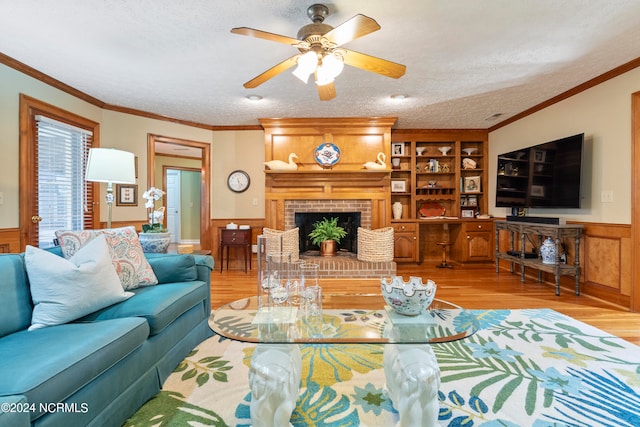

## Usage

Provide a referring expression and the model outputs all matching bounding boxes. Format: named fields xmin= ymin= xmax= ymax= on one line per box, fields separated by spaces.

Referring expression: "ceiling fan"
xmin=231 ymin=3 xmax=406 ymax=101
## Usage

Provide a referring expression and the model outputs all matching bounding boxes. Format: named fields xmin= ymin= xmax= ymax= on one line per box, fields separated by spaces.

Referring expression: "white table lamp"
xmin=85 ymin=148 xmax=136 ymax=228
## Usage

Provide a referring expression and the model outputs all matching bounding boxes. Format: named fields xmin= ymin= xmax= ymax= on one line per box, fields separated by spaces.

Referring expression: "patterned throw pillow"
xmin=55 ymin=226 xmax=158 ymax=290
xmin=262 ymin=227 xmax=299 ymax=262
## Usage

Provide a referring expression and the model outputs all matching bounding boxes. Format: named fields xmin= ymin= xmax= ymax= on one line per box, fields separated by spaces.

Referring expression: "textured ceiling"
xmin=2 ymin=0 xmax=640 ymax=129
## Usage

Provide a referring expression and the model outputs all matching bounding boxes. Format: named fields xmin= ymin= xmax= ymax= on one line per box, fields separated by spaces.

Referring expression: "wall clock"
xmin=227 ymin=170 xmax=250 ymax=193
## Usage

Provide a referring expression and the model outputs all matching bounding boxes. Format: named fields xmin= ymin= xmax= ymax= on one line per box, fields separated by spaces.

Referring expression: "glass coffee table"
xmin=210 ymin=294 xmax=477 ymax=427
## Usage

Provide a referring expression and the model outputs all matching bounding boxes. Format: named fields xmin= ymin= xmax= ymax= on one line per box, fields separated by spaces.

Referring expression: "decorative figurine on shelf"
xmin=264 ymin=153 xmax=299 ymax=170
xmin=363 ymin=152 xmax=387 ymax=170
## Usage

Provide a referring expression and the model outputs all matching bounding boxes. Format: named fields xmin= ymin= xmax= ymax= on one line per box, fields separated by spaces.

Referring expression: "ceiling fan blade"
xmin=323 ymin=14 xmax=381 ymax=46
xmin=316 ymin=81 xmax=336 ymax=101
xmin=341 ymin=49 xmax=406 ymax=79
xmin=243 ymin=55 xmax=299 ymax=88
xmin=231 ymin=27 xmax=302 ymax=46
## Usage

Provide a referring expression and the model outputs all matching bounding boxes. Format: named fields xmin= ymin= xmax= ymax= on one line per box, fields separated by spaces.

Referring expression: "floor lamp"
xmin=85 ymin=148 xmax=136 ymax=229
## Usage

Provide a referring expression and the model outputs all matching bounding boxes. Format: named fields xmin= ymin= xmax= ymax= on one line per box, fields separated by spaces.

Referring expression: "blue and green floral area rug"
xmin=125 ymin=309 xmax=640 ymax=426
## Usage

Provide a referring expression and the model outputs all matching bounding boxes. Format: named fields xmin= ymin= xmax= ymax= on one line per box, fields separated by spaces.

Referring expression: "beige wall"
xmin=489 ymin=67 xmax=640 ymax=224
xmin=0 ymin=64 xmax=266 ymax=229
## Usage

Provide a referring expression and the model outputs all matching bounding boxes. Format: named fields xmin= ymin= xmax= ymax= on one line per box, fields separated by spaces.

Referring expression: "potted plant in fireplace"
xmin=138 ymin=187 xmax=171 ymax=253
xmin=308 ymin=217 xmax=347 ymax=257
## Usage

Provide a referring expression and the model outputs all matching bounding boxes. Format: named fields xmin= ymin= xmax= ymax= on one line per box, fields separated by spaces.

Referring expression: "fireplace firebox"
xmin=295 ymin=212 xmax=361 ymax=253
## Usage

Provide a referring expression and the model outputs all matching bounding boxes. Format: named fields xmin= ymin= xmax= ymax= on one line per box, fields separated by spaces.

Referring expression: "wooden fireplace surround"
xmin=260 ymin=117 xmax=396 ymax=230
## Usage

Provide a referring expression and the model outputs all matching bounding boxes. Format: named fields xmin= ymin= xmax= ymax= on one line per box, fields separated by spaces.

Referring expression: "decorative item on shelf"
xmin=419 ymin=202 xmax=446 ymax=218
xmin=392 ymin=201 xmax=403 ymax=220
xmin=462 ymin=157 xmax=477 ymax=169
xmin=363 ymin=152 xmax=387 ymax=170
xmin=416 ymin=147 xmax=427 ymax=156
xmin=427 ymin=180 xmax=437 ymax=187
xmin=392 ymin=157 xmax=401 ymax=169
xmin=427 ymin=158 xmax=438 ymax=172
xmin=463 ymin=176 xmax=481 ymax=193
xmin=264 ymin=152 xmax=299 ymax=170
xmin=381 ymin=276 xmax=437 ymax=316
xmin=314 ymin=143 xmax=341 ymax=167
xmin=308 ymin=217 xmax=347 ymax=257
xmin=540 ymin=237 xmax=557 ymax=264
xmin=462 ymin=147 xmax=478 ymax=156
xmin=392 ymin=142 xmax=405 ymax=156
xmin=139 ymin=187 xmax=170 ymax=253
xmin=439 ymin=163 xmax=450 ymax=173
xmin=438 ymin=146 xmax=452 ymax=156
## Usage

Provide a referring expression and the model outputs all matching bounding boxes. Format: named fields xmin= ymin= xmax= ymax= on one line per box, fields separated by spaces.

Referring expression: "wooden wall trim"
xmin=0 ymin=228 xmax=21 ymax=253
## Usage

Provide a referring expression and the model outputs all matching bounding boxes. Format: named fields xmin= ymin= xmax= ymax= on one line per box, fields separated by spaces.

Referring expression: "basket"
xmin=263 ymin=227 xmax=299 ymax=261
xmin=357 ymin=227 xmax=394 ymax=262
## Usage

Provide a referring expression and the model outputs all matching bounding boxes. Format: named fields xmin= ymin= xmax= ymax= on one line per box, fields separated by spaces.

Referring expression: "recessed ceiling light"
xmin=246 ymin=95 xmax=263 ymax=101
xmin=390 ymin=94 xmax=407 ymax=100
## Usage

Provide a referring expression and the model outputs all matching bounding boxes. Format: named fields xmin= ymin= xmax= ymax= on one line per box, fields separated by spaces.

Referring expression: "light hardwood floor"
xmin=211 ymin=260 xmax=640 ymax=345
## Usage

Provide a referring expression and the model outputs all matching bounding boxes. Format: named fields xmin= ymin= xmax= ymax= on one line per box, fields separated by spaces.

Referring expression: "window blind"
xmin=35 ymin=116 xmax=94 ymax=248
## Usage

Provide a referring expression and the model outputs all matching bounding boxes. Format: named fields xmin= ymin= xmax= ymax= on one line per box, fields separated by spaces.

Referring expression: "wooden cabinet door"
xmin=392 ymin=222 xmax=418 ymax=262
xmin=466 ymin=231 xmax=492 ymax=260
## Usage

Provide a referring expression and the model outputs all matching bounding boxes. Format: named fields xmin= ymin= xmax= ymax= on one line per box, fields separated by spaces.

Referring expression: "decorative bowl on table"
xmin=381 ymin=276 xmax=437 ymax=316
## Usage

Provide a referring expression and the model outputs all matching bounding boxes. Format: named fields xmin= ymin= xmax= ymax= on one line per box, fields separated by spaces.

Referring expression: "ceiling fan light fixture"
xmin=293 ymin=51 xmax=318 ymax=83
xmin=321 ymin=53 xmax=344 ymax=78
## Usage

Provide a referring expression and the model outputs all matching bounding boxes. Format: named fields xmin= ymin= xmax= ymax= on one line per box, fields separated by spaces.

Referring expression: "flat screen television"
xmin=496 ymin=133 xmax=584 ymax=209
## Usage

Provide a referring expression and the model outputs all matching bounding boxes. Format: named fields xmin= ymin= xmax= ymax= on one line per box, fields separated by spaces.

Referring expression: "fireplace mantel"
xmin=265 ymin=170 xmax=391 ymax=230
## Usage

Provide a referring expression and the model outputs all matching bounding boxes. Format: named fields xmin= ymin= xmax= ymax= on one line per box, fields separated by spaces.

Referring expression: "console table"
xmin=495 ymin=220 xmax=583 ymax=295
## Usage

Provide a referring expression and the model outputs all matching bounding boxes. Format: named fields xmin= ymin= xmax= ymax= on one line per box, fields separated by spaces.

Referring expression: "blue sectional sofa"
xmin=0 ymin=250 xmax=214 ymax=427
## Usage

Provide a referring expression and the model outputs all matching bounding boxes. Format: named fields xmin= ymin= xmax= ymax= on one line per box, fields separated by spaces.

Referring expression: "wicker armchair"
xmin=357 ymin=227 xmax=394 ymax=262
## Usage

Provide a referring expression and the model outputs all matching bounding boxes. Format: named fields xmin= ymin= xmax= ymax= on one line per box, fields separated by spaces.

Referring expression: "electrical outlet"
xmin=252 ymin=198 xmax=258 ymax=206
xmin=601 ymin=190 xmax=614 ymax=203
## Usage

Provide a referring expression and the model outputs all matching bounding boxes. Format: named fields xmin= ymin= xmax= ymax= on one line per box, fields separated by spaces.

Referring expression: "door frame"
xmin=147 ymin=134 xmax=211 ymax=250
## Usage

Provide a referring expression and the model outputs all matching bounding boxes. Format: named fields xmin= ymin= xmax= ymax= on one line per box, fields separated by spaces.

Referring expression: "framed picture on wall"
xmin=116 ymin=184 xmax=138 ymax=206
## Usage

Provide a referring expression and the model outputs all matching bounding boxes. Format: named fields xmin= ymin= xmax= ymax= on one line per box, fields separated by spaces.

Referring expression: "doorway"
xmin=147 ymin=134 xmax=211 ymax=249
xmin=165 ymin=167 xmax=201 ymax=245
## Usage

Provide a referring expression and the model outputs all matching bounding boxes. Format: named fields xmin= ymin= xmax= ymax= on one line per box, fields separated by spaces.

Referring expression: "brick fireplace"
xmin=260 ymin=117 xmax=397 ymax=278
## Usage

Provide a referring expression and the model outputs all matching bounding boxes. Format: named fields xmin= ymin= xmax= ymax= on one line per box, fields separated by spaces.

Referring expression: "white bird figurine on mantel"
xmin=363 ymin=152 xmax=387 ymax=170
xmin=264 ymin=153 xmax=299 ymax=170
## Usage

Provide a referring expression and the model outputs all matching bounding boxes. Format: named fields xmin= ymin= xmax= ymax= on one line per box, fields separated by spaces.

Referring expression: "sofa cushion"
xmin=0 ymin=317 xmax=148 ymax=420
xmin=55 ymin=226 xmax=158 ymax=290
xmin=24 ymin=235 xmax=134 ymax=330
xmin=0 ymin=254 xmax=32 ymax=338
xmin=145 ymin=254 xmax=197 ymax=284
xmin=80 ymin=281 xmax=208 ymax=336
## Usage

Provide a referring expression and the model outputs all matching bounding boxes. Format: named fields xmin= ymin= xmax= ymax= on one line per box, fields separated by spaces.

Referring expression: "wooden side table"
xmin=219 ymin=228 xmax=251 ymax=272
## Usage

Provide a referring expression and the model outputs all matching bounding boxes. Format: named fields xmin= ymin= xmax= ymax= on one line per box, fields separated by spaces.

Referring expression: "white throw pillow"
xmin=25 ymin=235 xmax=134 ymax=330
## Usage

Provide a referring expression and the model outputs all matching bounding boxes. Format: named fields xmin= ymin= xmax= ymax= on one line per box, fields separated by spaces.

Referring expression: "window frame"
xmin=19 ymin=94 xmax=101 ymax=249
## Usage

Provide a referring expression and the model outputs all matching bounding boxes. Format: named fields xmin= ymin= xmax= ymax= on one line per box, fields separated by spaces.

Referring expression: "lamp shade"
xmin=86 ymin=148 xmax=136 ymax=184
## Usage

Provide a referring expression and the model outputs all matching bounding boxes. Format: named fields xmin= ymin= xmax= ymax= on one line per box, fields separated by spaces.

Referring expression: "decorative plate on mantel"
xmin=314 ymin=143 xmax=341 ymax=167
